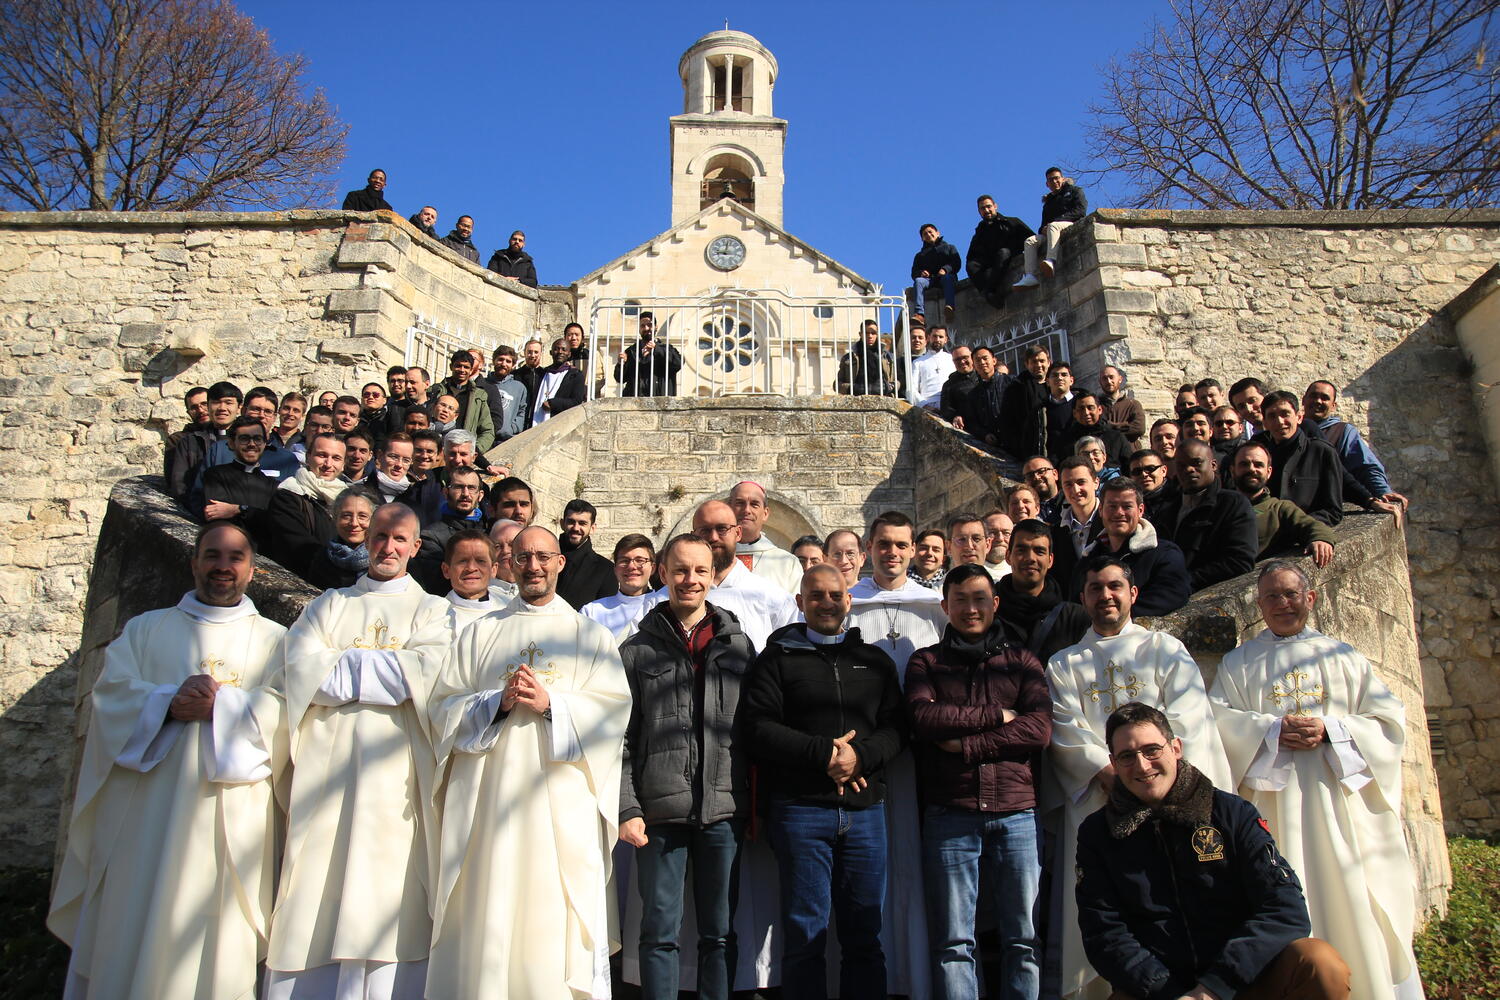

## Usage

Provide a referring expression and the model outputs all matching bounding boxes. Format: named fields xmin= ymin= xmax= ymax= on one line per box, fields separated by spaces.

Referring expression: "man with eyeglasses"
xmin=200 ymin=415 xmax=282 ymax=525
xmin=1126 ymin=447 xmax=1175 ymax=524
xmin=581 ymin=534 xmax=658 ymax=639
xmin=1210 ymin=562 xmax=1419 ymax=1000
xmin=557 ymin=497 xmax=619 ymax=608
xmin=1075 ymin=701 xmax=1351 ymax=1000
xmin=1021 ymin=455 xmax=1065 ymax=525
xmin=1046 ymin=555 xmax=1231 ymax=1000
xmin=939 ymin=345 xmax=979 ymax=427
xmin=1209 ymin=405 xmax=1245 ymax=482
xmin=428 ymin=525 xmax=630 ymax=997
xmin=678 ymin=499 xmax=797 ymax=652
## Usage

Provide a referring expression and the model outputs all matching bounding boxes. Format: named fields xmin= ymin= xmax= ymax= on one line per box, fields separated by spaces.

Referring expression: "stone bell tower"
xmin=670 ymin=30 xmax=787 ymax=228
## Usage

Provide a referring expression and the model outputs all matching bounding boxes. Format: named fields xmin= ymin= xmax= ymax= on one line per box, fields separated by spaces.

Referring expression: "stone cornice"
xmin=1092 ymin=207 xmax=1500 ymax=227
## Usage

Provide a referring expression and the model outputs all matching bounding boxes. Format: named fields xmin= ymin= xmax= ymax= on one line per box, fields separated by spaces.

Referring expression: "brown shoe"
xmin=944 ymin=304 xmax=956 ymax=321
xmin=1039 ymin=259 xmax=1055 ymax=279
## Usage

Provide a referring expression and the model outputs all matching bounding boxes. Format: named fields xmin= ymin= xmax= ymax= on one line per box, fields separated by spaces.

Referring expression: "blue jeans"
xmin=922 ymin=804 xmax=1042 ymax=1000
xmin=913 ymin=271 xmax=958 ymax=314
xmin=768 ymin=799 xmax=888 ymax=1000
xmin=635 ymin=819 xmax=743 ymax=1000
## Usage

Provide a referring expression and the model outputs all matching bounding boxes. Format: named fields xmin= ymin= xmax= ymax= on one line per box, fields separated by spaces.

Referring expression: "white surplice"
xmin=444 ymin=590 xmax=496 ymax=639
xmin=1046 ymin=622 xmax=1231 ymax=999
xmin=266 ymin=574 xmax=451 ymax=998
xmin=49 ymin=594 xmax=285 ymax=1000
xmin=735 ymin=534 xmax=804 ymax=594
xmin=1210 ymin=628 xmax=1422 ymax=1000
xmin=581 ymin=590 xmax=653 ymax=640
xmin=428 ymin=594 xmax=630 ymax=999
xmin=846 ymin=577 xmax=948 ymax=1000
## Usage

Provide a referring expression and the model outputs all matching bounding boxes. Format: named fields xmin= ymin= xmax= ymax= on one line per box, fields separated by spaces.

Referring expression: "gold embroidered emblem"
xmin=1270 ymin=670 xmax=1325 ymax=716
xmin=349 ymin=618 xmax=402 ymax=650
xmin=1084 ymin=660 xmax=1142 ymax=713
xmin=199 ymin=656 xmax=241 ymax=688
xmin=1191 ymin=825 xmax=1225 ymax=862
xmin=503 ymin=640 xmax=560 ymax=686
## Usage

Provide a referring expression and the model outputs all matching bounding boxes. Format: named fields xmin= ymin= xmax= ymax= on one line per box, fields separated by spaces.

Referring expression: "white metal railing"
xmin=404 ymin=315 xmax=507 ymax=382
xmin=587 ymin=290 xmax=916 ymax=400
xmin=969 ymin=312 xmax=1070 ymax=374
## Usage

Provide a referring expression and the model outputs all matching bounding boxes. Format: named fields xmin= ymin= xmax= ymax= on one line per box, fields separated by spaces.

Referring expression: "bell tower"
xmin=670 ymin=30 xmax=786 ymax=228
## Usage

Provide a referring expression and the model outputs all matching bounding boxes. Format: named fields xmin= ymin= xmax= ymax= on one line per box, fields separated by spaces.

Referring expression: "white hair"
xmin=443 ymin=428 xmax=476 ymax=451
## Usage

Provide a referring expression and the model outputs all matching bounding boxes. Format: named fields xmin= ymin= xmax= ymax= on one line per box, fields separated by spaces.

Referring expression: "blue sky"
xmin=244 ymin=0 xmax=1172 ymax=293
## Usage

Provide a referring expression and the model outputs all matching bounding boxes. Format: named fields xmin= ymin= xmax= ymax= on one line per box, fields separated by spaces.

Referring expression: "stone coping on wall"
xmin=1091 ymin=207 xmax=1500 ymax=228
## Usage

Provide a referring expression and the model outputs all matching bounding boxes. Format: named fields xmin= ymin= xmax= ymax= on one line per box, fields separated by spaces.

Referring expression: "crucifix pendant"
xmin=886 ymin=628 xmax=901 ymax=641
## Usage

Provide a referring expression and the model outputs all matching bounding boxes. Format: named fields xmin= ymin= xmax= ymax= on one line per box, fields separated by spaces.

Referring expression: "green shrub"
xmin=1415 ymin=837 xmax=1500 ymax=998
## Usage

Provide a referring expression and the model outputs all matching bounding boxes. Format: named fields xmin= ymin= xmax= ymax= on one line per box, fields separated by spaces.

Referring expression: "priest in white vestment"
xmin=845 ymin=512 xmax=947 ymax=1000
xmin=1210 ymin=561 xmax=1423 ymax=1000
xmin=1046 ymin=555 xmax=1230 ymax=1000
xmin=728 ymin=480 xmax=803 ymax=593
xmin=442 ymin=527 xmax=502 ymax=636
xmin=266 ymin=504 xmax=452 ymax=1000
xmin=489 ymin=519 xmax=522 ymax=603
xmin=582 ymin=532 xmax=658 ymax=639
xmin=50 ymin=523 xmax=285 ymax=1000
xmin=427 ymin=526 xmax=630 ymax=999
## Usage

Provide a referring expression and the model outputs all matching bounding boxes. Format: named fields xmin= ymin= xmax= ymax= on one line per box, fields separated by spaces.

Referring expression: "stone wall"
xmin=952 ymin=209 xmax=1500 ymax=833
xmin=0 ymin=210 xmax=552 ymax=866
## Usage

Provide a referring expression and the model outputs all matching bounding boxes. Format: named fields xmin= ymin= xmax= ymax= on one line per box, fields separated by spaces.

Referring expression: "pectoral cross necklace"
xmin=882 ymin=606 xmax=902 ymax=642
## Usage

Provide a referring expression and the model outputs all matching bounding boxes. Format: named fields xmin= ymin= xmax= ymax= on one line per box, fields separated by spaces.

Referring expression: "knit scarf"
xmin=325 ymin=539 xmax=370 ymax=572
xmin=375 ymin=469 xmax=409 ymax=500
xmin=1104 ymin=759 xmax=1214 ymax=838
xmin=280 ymin=466 xmax=347 ymax=505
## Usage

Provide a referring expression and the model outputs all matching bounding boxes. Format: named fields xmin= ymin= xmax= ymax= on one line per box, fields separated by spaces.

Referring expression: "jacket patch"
xmin=1191 ymin=824 xmax=1225 ymax=862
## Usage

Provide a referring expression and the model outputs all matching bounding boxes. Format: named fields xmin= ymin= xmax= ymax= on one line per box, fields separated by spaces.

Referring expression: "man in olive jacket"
xmin=618 ymin=534 xmax=755 ymax=1000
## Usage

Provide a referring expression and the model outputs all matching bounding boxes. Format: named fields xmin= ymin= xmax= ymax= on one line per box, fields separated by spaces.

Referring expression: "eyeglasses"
xmin=1025 ymin=467 xmax=1055 ymax=479
xmin=1261 ymin=589 xmax=1307 ymax=605
xmin=1213 ymin=419 xmax=1241 ymax=427
xmin=952 ymin=533 xmax=986 ymax=545
xmin=1111 ymin=743 xmax=1168 ymax=765
xmin=512 ymin=551 xmax=560 ymax=567
xmin=231 ymin=434 xmax=265 ymax=444
xmin=614 ymin=556 xmax=653 ymax=568
xmin=1132 ymin=464 xmax=1164 ymax=476
xmin=697 ymin=524 xmax=738 ymax=537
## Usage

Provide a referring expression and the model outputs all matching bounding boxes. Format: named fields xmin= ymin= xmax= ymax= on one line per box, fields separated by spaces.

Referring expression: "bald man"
xmin=728 ymin=481 xmax=803 ymax=594
xmin=674 ymin=499 xmax=799 ymax=651
xmin=268 ymin=504 xmax=452 ymax=996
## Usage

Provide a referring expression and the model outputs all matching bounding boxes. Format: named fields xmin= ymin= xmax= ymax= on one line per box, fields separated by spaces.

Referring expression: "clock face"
xmin=706 ymin=235 xmax=746 ymax=271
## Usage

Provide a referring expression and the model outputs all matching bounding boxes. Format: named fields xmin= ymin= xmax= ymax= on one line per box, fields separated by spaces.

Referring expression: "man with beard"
xmin=993 ymin=519 xmax=1089 ymax=664
xmin=1001 ymin=345 xmax=1053 ymax=461
xmin=487 ymin=476 xmax=536 ymax=527
xmin=939 ymin=345 xmax=979 ymax=426
xmin=910 ymin=222 xmax=962 ymax=322
xmin=1152 ymin=440 xmax=1259 ymax=591
xmin=408 ymin=205 xmax=438 ymax=238
xmin=513 ymin=339 xmax=546 ymax=425
xmin=556 ymin=498 xmax=618 ymax=608
xmin=478 ymin=346 xmax=528 ymax=442
xmin=1021 ymin=455 xmax=1065 ymax=525
xmin=1210 ymin=406 xmax=1246 ymax=480
xmin=1047 ymin=557 xmax=1231 ymax=1000
xmin=1098 ymin=365 xmax=1144 ymax=445
xmin=1060 ymin=391 xmax=1131 ymax=470
xmin=1300 ymin=380 xmax=1409 ymax=513
xmin=439 ymin=214 xmax=480 ymax=264
xmin=965 ymin=194 xmax=1034 ymax=309
xmin=530 ymin=338 xmax=587 ymax=425
xmin=836 ymin=319 xmax=897 ymax=396
xmin=486 ymin=229 xmax=538 ymax=287
xmin=1230 ymin=442 xmax=1336 ymax=566
xmin=412 ymin=466 xmax=487 ymax=593
xmin=167 ymin=381 xmax=240 ymax=506
xmin=907 ymin=326 xmax=956 ymax=412
xmin=342 ymin=168 xmax=392 ymax=211
xmin=616 ymin=311 xmax=685 ymax=397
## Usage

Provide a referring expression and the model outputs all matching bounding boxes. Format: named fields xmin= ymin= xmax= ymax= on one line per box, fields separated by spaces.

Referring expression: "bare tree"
xmin=1086 ymin=0 xmax=1499 ymax=210
xmin=0 ymin=0 xmax=347 ymax=211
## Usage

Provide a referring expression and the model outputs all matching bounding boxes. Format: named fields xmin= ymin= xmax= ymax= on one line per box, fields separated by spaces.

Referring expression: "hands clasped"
xmin=827 ymin=729 xmax=867 ymax=795
xmin=501 ymin=665 xmax=550 ymax=715
xmin=170 ymin=673 xmax=220 ymax=722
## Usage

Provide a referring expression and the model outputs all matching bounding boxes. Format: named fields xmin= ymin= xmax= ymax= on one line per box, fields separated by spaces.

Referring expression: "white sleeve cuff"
xmin=205 ymin=685 xmax=271 ymax=783
xmin=1322 ymin=716 xmax=1372 ymax=791
xmin=311 ymin=650 xmax=412 ymax=707
xmin=1244 ymin=717 xmax=1293 ymax=792
xmin=116 ymin=685 xmax=185 ymax=772
xmin=452 ymin=690 xmax=508 ymax=753
xmin=547 ymin=692 xmax=582 ymax=763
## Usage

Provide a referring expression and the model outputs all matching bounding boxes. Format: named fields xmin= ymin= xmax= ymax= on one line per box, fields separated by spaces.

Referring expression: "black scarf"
xmin=995 ymin=573 xmax=1061 ymax=633
xmin=1104 ymin=759 xmax=1214 ymax=838
xmin=940 ymin=620 xmax=1009 ymax=662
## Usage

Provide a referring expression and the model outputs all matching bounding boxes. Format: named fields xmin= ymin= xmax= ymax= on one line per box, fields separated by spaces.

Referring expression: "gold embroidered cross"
xmin=350 ymin=618 xmax=402 ymax=650
xmin=1271 ymin=670 xmax=1325 ymax=716
xmin=199 ymin=656 xmax=241 ymax=688
xmin=1085 ymin=660 xmax=1142 ymax=713
xmin=503 ymin=640 xmax=560 ymax=686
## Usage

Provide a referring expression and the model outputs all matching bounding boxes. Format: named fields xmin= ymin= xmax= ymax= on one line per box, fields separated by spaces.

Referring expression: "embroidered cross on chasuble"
xmin=349 ymin=618 xmax=402 ymax=650
xmin=199 ymin=656 xmax=242 ymax=687
xmin=1084 ymin=660 xmax=1142 ymax=713
xmin=503 ymin=641 xmax=561 ymax=686
xmin=1270 ymin=669 xmax=1326 ymax=715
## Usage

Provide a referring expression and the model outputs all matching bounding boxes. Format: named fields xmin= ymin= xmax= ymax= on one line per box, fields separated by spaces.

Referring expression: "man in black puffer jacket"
xmin=966 ymin=194 xmax=1034 ymax=309
xmin=618 ymin=534 xmax=755 ymax=1000
xmin=910 ymin=222 xmax=962 ymax=320
xmin=486 ymin=230 xmax=538 ymax=287
xmin=743 ymin=563 xmax=907 ymax=1000
xmin=1014 ymin=166 xmax=1088 ymax=288
xmin=1076 ymin=701 xmax=1351 ymax=1000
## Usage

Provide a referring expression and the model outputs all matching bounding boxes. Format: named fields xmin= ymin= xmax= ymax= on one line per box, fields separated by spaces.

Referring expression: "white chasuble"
xmin=1046 ymin=622 xmax=1231 ymax=999
xmin=1210 ymin=628 xmax=1420 ymax=1000
xmin=427 ymin=595 xmax=630 ymax=1000
xmin=444 ymin=590 xmax=495 ymax=639
xmin=735 ymin=535 xmax=804 ymax=594
xmin=49 ymin=595 xmax=285 ymax=1000
xmin=846 ymin=578 xmax=947 ymax=1000
xmin=266 ymin=574 xmax=450 ymax=994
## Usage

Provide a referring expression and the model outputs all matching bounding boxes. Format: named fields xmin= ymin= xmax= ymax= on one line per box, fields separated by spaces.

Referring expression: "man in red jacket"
xmin=905 ymin=562 xmax=1053 ymax=999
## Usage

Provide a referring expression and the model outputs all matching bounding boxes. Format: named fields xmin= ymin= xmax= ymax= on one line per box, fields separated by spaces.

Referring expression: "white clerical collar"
xmin=1270 ymin=627 xmax=1318 ymax=642
xmin=1086 ymin=621 xmax=1139 ymax=642
xmin=176 ymin=592 xmax=258 ymax=624
xmin=447 ymin=591 xmax=492 ymax=610
xmin=807 ymin=627 xmax=847 ymax=645
xmin=737 ymin=535 xmax=774 ymax=552
xmin=516 ymin=594 xmax=575 ymax=613
xmin=615 ymin=590 xmax=650 ymax=603
xmin=358 ymin=573 xmax=413 ymax=594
